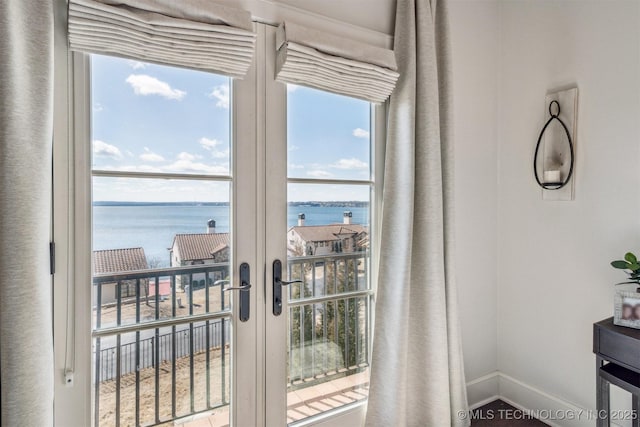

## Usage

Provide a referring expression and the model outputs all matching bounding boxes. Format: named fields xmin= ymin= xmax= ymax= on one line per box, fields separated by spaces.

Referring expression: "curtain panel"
xmin=275 ymin=21 xmax=399 ymax=103
xmin=68 ymin=0 xmax=256 ymax=78
xmin=365 ymin=0 xmax=469 ymax=425
xmin=0 ymin=1 xmax=55 ymax=425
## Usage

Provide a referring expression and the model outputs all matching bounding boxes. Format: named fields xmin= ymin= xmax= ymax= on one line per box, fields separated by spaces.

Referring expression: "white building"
xmin=92 ymin=247 xmax=149 ymax=306
xmin=287 ymin=211 xmax=369 ymax=256
xmin=169 ymin=219 xmax=230 ymax=289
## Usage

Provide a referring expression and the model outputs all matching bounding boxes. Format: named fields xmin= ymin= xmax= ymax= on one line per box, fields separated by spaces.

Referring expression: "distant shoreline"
xmin=94 ymin=201 xmax=369 ymax=208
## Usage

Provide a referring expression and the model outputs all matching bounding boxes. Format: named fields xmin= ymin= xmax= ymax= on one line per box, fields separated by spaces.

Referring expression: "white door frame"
xmin=263 ymin=22 xmax=289 ymax=427
xmin=261 ymin=22 xmax=387 ymax=427
xmin=232 ymin=20 xmax=262 ymax=427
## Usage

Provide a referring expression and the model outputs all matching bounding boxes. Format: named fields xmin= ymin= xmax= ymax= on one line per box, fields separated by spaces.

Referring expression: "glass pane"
xmin=287 ymin=85 xmax=370 ymax=181
xmin=91 ymin=54 xmax=232 ymax=427
xmin=285 ymin=183 xmax=371 ymax=424
xmin=91 ymin=55 xmax=230 ymax=176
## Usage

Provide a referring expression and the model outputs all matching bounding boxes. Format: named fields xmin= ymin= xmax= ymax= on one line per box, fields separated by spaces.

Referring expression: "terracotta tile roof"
xmin=172 ymin=233 xmax=230 ymax=262
xmin=93 ymin=247 xmax=148 ymax=274
xmin=289 ymin=224 xmax=368 ymax=243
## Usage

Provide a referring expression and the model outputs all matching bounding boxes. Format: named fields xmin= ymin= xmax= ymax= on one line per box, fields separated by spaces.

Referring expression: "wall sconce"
xmin=533 ymin=87 xmax=578 ymax=201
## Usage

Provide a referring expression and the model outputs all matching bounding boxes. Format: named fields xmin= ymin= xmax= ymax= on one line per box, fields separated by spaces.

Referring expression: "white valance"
xmin=68 ymin=0 xmax=256 ymax=78
xmin=275 ymin=22 xmax=399 ymax=103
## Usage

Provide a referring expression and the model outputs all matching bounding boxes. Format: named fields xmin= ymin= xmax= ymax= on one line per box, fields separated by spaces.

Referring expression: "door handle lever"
xmin=276 ymin=279 xmax=302 ymax=286
xmin=223 ymin=283 xmax=252 ymax=292
xmin=224 ymin=263 xmax=250 ymax=322
xmin=272 ymin=259 xmax=301 ymax=316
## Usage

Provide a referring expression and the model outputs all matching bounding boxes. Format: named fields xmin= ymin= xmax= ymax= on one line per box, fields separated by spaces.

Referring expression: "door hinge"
xmin=50 ymin=241 xmax=55 ymax=275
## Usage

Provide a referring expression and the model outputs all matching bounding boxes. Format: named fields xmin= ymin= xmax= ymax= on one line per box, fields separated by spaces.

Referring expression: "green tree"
xmin=288 ymin=248 xmax=315 ymax=382
xmin=288 ymin=246 xmax=367 ymax=382
xmin=322 ymin=257 xmax=362 ymax=370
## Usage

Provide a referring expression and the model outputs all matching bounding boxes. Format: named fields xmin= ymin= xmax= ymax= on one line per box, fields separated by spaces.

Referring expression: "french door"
xmin=82 ymin=45 xmax=260 ymax=426
xmin=57 ymin=22 xmax=381 ymax=427
xmin=263 ymin=24 xmax=381 ymax=427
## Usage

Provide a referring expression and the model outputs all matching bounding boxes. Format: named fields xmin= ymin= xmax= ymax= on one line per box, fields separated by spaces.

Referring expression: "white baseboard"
xmin=466 ymin=372 xmax=499 ymax=409
xmin=498 ymin=373 xmax=591 ymax=427
xmin=466 ymin=372 xmax=622 ymax=427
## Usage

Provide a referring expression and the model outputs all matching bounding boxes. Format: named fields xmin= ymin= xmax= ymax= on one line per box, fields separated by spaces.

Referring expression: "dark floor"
xmin=471 ymin=400 xmax=548 ymax=426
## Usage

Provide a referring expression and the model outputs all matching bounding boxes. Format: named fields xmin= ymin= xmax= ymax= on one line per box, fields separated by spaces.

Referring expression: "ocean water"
xmin=93 ymin=204 xmax=368 ymax=267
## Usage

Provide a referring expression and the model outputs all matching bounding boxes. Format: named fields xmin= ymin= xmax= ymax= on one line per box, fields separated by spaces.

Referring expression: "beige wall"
xmin=449 ymin=0 xmax=501 ymax=406
xmin=450 ymin=1 xmax=640 ymax=418
xmin=497 ymin=0 xmax=640 ymax=421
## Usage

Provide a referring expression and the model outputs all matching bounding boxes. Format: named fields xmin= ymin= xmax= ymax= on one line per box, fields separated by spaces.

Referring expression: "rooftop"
xmin=289 ymin=224 xmax=367 ymax=243
xmin=93 ymin=247 xmax=148 ymax=274
xmin=171 ymin=232 xmax=230 ymax=262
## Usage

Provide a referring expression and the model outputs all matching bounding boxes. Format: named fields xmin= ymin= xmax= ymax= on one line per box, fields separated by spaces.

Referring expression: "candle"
xmin=543 ymin=170 xmax=561 ymax=183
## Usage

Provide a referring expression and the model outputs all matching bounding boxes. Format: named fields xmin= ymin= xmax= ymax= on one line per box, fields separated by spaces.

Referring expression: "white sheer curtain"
xmin=365 ymin=0 xmax=469 ymax=425
xmin=0 ymin=1 xmax=55 ymax=425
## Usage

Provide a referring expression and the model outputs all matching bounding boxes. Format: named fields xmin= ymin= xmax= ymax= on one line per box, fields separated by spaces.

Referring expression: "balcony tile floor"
xmin=175 ymin=371 xmax=369 ymax=427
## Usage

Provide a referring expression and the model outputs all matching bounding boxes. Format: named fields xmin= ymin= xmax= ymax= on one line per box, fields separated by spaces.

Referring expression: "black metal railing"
xmin=92 ymin=263 xmax=230 ymax=427
xmin=286 ymin=252 xmax=372 ymax=388
xmin=95 ymin=320 xmax=230 ymax=382
xmin=92 ymin=254 xmax=372 ymax=426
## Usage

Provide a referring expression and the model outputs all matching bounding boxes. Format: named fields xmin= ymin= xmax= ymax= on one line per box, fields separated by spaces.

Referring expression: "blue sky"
xmin=91 ymin=55 xmax=371 ymax=202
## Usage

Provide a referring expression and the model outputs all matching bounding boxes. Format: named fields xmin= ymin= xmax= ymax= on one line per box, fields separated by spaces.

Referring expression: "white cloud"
xmin=94 ymin=150 xmax=228 ymax=176
xmin=139 ymin=147 xmax=165 ymax=162
xmin=287 ymin=84 xmax=300 ymax=93
xmin=199 ymin=137 xmax=228 ymax=160
xmin=129 ymin=61 xmax=146 ymax=70
xmin=288 ymin=163 xmax=305 ymax=169
xmin=93 ymin=140 xmax=122 ymax=159
xmin=288 ymin=144 xmax=300 ymax=152
xmin=352 ymin=128 xmax=370 ymax=139
xmin=97 ymin=164 xmax=163 ymax=173
xmin=210 ymin=149 xmax=229 ymax=159
xmin=208 ymin=84 xmax=229 ymax=109
xmin=307 ymin=170 xmax=333 ymax=178
xmin=330 ymin=158 xmax=368 ymax=170
xmin=199 ymin=137 xmax=222 ymax=151
xmin=125 ymin=150 xmax=134 ymax=158
xmin=177 ymin=151 xmax=196 ymax=161
xmin=126 ymin=74 xmax=186 ymax=100
xmin=93 ymin=103 xmax=104 ymax=112
xmin=165 ymin=159 xmax=229 ymax=175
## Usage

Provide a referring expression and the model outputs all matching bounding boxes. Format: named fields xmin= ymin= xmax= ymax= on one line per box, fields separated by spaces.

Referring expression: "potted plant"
xmin=611 ymin=252 xmax=640 ymax=289
xmin=611 ymin=252 xmax=640 ymax=328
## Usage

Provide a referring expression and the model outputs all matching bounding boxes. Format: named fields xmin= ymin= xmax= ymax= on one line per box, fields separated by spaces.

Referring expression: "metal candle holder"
xmin=533 ymin=100 xmax=575 ymax=190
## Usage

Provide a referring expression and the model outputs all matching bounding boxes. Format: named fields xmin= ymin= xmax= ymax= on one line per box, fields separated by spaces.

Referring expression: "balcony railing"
xmin=286 ymin=252 xmax=372 ymax=389
xmin=92 ymin=253 xmax=372 ymax=427
xmin=96 ymin=321 xmax=230 ymax=382
xmin=93 ymin=263 xmax=231 ymax=427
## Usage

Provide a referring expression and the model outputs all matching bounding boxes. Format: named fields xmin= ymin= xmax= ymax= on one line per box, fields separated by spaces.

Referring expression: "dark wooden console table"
xmin=593 ymin=317 xmax=640 ymax=427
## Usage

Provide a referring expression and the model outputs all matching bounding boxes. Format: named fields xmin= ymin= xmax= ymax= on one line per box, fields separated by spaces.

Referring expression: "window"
xmin=55 ymin=22 xmax=385 ymax=427
xmin=90 ymin=55 xmax=233 ymax=426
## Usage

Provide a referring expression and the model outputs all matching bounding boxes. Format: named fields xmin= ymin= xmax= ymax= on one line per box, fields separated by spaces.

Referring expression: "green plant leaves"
xmin=612 ymin=260 xmax=631 ymax=269
xmin=611 ymin=252 xmax=640 ymax=277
